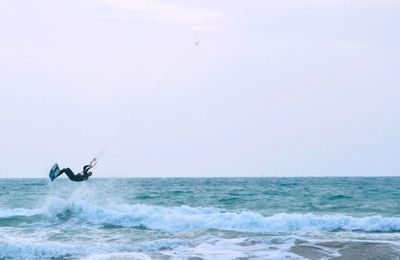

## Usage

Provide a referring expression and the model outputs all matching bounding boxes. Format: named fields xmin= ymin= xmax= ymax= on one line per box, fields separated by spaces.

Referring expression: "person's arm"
xmin=83 ymin=165 xmax=92 ymax=172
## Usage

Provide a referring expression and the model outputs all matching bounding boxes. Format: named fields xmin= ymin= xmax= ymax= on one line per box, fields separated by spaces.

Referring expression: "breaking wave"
xmin=1 ymin=197 xmax=400 ymax=233
xmin=0 ymin=238 xmax=185 ymax=259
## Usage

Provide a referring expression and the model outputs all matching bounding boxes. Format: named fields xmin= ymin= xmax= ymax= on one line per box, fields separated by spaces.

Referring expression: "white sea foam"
xmin=82 ymin=252 xmax=151 ymax=260
xmin=0 ymin=236 xmax=301 ymax=260
xmin=2 ymin=197 xmax=400 ymax=233
xmin=81 ymin=237 xmax=301 ymax=260
xmin=162 ymin=237 xmax=301 ymax=260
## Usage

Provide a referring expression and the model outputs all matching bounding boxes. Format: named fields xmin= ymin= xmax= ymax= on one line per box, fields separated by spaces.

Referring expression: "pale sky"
xmin=0 ymin=0 xmax=399 ymax=178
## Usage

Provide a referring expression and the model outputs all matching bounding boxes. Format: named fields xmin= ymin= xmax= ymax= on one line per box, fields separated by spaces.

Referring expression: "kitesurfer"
xmin=58 ymin=165 xmax=93 ymax=182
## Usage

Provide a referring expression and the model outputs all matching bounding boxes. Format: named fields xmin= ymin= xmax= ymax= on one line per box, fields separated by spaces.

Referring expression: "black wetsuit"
xmin=59 ymin=165 xmax=91 ymax=182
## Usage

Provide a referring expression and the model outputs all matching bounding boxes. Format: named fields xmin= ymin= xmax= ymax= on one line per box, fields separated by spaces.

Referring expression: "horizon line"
xmin=0 ymin=175 xmax=398 ymax=179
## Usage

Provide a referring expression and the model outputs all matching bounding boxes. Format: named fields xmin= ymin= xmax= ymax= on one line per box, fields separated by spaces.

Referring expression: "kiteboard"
xmin=49 ymin=163 xmax=60 ymax=181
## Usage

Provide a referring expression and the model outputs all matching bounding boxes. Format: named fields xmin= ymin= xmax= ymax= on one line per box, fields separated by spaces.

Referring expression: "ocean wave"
xmin=2 ymin=198 xmax=400 ymax=233
xmin=0 ymin=236 xmax=301 ymax=260
xmin=0 ymin=239 xmax=86 ymax=259
xmin=0 ymin=238 xmax=186 ymax=259
xmin=324 ymin=193 xmax=353 ymax=200
xmin=0 ymin=207 xmax=40 ymax=218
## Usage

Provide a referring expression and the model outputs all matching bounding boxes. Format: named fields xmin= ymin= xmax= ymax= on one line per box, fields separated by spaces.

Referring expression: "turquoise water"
xmin=1 ymin=177 xmax=400 ymax=259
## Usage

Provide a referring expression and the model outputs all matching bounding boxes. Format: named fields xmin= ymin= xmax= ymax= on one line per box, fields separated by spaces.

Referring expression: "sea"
xmin=1 ymin=177 xmax=400 ymax=259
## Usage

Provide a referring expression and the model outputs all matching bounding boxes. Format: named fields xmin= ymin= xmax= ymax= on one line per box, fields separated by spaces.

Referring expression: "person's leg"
xmin=59 ymin=168 xmax=77 ymax=181
xmin=56 ymin=168 xmax=65 ymax=177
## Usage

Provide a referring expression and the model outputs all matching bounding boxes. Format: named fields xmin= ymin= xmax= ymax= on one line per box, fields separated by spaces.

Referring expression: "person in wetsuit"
xmin=58 ymin=165 xmax=93 ymax=182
